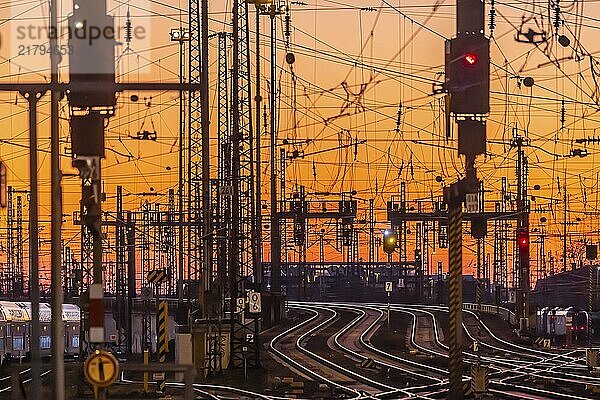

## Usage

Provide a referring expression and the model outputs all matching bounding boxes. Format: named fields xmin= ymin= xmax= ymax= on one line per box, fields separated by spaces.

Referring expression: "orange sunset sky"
xmin=0 ymin=0 xmax=599 ymax=288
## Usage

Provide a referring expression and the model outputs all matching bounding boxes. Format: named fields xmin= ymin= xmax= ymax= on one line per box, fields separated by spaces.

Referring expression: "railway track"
xmin=280 ymin=301 xmax=600 ymax=399
xmin=119 ymin=373 xmax=278 ymax=400
xmin=420 ymin=305 xmax=599 ymax=384
xmin=286 ymin=302 xmax=485 ymax=398
xmin=392 ymin=303 xmax=599 ymax=399
xmin=285 ymin=303 xmax=448 ymax=399
xmin=269 ymin=305 xmax=381 ymax=398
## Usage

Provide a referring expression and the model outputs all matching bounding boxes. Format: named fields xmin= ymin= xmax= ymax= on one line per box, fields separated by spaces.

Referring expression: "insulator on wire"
xmin=395 ymin=103 xmax=402 ymax=134
xmin=285 ymin=12 xmax=291 ymax=39
xmin=286 ymin=52 xmax=295 ymax=65
xmin=125 ymin=10 xmax=132 ymax=45
xmin=554 ymin=0 xmax=561 ymax=34
xmin=489 ymin=0 xmax=496 ymax=35
xmin=263 ymin=104 xmax=268 ymax=128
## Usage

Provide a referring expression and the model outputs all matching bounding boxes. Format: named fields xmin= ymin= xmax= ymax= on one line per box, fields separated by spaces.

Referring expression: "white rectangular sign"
xmin=236 ymin=297 xmax=245 ymax=312
xmin=465 ymin=193 xmax=478 ymax=213
xmin=219 ymin=185 xmax=233 ymax=196
xmin=248 ymin=291 xmax=261 ymax=314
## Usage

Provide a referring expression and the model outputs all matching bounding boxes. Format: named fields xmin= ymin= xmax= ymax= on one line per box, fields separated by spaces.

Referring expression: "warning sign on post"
xmin=84 ymin=349 xmax=119 ymax=389
xmin=248 ymin=291 xmax=261 ymax=314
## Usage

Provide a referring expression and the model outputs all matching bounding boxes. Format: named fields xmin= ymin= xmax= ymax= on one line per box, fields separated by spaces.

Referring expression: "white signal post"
xmin=89 ymin=283 xmax=104 ymax=343
xmin=385 ymin=282 xmax=392 ymax=328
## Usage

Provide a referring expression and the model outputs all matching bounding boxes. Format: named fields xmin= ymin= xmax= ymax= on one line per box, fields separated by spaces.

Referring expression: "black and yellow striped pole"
xmin=588 ymin=247 xmax=595 ymax=347
xmin=157 ymin=300 xmax=169 ymax=393
xmin=444 ymin=0 xmax=489 ymax=395
xmin=444 ymin=151 xmax=480 ymax=399
xmin=447 ymin=198 xmax=464 ymax=399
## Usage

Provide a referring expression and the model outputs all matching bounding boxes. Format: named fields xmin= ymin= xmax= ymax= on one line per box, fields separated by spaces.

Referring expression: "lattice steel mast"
xmin=231 ymin=0 xmax=258 ymax=368
xmin=217 ymin=31 xmax=231 ymax=298
xmin=188 ymin=0 xmax=203 ymax=301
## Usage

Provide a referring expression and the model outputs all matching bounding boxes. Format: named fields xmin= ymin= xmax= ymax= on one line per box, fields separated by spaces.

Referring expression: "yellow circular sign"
xmin=84 ymin=350 xmax=119 ymax=388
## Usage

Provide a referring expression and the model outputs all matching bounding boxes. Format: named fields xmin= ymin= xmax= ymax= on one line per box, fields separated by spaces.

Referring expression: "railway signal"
xmin=442 ymin=0 xmax=490 ymax=157
xmin=382 ymin=230 xmax=398 ymax=254
xmin=586 ymin=244 xmax=598 ymax=260
xmin=67 ymin=0 xmax=116 ymax=109
xmin=0 ymin=161 xmax=6 ymax=208
xmin=445 ymin=34 xmax=490 ymax=116
xmin=517 ymin=228 xmax=530 ymax=269
xmin=516 ymin=227 xmax=530 ymax=330
xmin=442 ymin=1 xmax=490 ymax=398
xmin=517 ymin=229 xmax=529 ymax=247
xmin=414 ymin=249 xmax=422 ymax=267
xmin=516 ymin=228 xmax=530 ymax=264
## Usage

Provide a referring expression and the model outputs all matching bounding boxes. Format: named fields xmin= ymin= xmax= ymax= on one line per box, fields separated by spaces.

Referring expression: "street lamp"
xmin=245 ymin=0 xmax=275 ymax=280
xmin=253 ymin=0 xmax=286 ymax=294
xmin=170 ymin=27 xmax=190 ymax=303
xmin=170 ymin=27 xmax=190 ymax=42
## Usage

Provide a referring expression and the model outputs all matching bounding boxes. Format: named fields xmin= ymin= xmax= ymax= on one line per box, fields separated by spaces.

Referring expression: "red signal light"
xmin=464 ymin=53 xmax=478 ymax=66
xmin=517 ymin=230 xmax=529 ymax=247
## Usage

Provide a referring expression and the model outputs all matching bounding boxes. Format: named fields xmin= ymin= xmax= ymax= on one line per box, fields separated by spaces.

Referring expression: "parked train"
xmin=536 ymin=307 xmax=589 ymax=345
xmin=0 ymin=301 xmax=80 ymax=361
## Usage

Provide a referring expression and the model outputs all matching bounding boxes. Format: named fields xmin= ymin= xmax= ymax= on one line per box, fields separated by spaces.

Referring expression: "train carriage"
xmin=536 ymin=307 xmax=549 ymax=335
xmin=0 ymin=309 xmax=6 ymax=362
xmin=537 ymin=306 xmax=589 ymax=345
xmin=16 ymin=302 xmax=53 ymax=357
xmin=0 ymin=301 xmax=80 ymax=361
xmin=550 ymin=308 xmax=570 ymax=336
xmin=63 ymin=304 xmax=81 ymax=357
xmin=0 ymin=301 xmax=32 ymax=358
xmin=39 ymin=303 xmax=53 ymax=356
xmin=571 ymin=309 xmax=588 ymax=343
